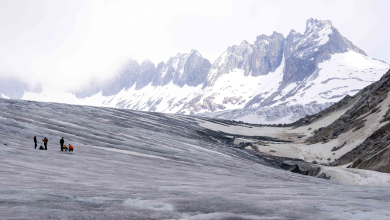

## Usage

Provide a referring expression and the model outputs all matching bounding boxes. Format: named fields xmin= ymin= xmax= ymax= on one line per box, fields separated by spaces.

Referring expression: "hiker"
xmin=39 ymin=145 xmax=45 ymax=150
xmin=34 ymin=136 xmax=37 ymax=149
xmin=42 ymin=137 xmax=48 ymax=150
xmin=69 ymin=144 xmax=74 ymax=152
xmin=60 ymin=137 xmax=64 ymax=151
xmin=62 ymin=145 xmax=68 ymax=151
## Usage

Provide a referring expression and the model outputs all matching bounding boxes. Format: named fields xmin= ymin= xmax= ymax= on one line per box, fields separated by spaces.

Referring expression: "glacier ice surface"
xmin=1 ymin=98 xmax=390 ymax=219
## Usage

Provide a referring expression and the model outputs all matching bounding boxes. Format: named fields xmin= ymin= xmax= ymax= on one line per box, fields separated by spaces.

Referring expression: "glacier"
xmin=1 ymin=98 xmax=390 ymax=219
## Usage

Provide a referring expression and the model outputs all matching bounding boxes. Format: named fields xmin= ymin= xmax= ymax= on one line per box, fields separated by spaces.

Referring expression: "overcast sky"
xmin=0 ymin=0 xmax=389 ymax=91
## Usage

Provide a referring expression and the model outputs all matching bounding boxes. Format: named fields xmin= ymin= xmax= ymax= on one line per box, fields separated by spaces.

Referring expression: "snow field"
xmin=272 ymin=51 xmax=390 ymax=107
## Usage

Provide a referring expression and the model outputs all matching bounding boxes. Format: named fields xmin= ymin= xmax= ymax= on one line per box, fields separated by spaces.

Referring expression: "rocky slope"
xmin=302 ymin=69 xmax=390 ymax=173
xmin=18 ymin=18 xmax=390 ymax=123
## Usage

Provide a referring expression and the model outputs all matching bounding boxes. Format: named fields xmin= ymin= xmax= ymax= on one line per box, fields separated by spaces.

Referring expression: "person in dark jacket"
xmin=42 ymin=137 xmax=48 ymax=150
xmin=60 ymin=137 xmax=64 ymax=151
xmin=34 ymin=136 xmax=37 ymax=149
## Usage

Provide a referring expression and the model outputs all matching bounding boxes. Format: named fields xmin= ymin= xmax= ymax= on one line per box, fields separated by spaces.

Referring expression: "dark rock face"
xmin=282 ymin=55 xmax=317 ymax=87
xmin=173 ymin=51 xmax=211 ymax=87
xmin=331 ymin=142 xmax=347 ymax=152
xmin=152 ymin=50 xmax=211 ymax=88
xmin=207 ymin=32 xmax=285 ymax=85
xmin=136 ymin=60 xmax=156 ymax=90
xmin=250 ymin=32 xmax=285 ymax=76
xmin=237 ymin=142 xmax=253 ymax=149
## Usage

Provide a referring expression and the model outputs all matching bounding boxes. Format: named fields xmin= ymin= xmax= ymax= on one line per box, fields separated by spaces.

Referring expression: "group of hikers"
xmin=33 ymin=136 xmax=74 ymax=152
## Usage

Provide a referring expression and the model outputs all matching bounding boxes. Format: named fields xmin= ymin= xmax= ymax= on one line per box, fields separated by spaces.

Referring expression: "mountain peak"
xmin=271 ymin=31 xmax=284 ymax=38
xmin=190 ymin=49 xmax=202 ymax=57
xmin=239 ymin=40 xmax=250 ymax=47
xmin=123 ymin=59 xmax=140 ymax=67
xmin=140 ymin=59 xmax=155 ymax=68
xmin=256 ymin=34 xmax=269 ymax=41
xmin=289 ymin=29 xmax=298 ymax=34
xmin=305 ymin=18 xmax=332 ymax=34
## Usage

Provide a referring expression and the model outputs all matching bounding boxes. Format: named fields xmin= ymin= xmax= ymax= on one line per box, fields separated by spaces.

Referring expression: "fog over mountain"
xmin=1 ymin=1 xmax=390 ymax=90
xmin=0 ymin=77 xmax=42 ymax=99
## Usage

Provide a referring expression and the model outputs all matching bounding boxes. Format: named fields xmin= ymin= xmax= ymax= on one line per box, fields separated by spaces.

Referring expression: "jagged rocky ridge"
xmin=206 ymin=19 xmax=366 ymax=88
xmin=19 ymin=18 xmax=390 ymax=124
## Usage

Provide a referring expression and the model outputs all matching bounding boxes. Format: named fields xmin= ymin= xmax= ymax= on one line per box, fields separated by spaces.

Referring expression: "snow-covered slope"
xmin=269 ymin=51 xmax=388 ymax=107
xmin=2 ymin=98 xmax=390 ymax=219
xmin=20 ymin=18 xmax=390 ymax=124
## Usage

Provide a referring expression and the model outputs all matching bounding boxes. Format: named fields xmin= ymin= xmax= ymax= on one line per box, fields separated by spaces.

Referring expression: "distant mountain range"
xmin=3 ymin=18 xmax=390 ymax=124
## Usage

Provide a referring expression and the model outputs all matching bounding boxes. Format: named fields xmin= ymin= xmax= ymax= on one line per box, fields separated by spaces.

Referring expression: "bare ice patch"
xmin=90 ymin=146 xmax=169 ymax=160
xmin=123 ymin=198 xmax=173 ymax=211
